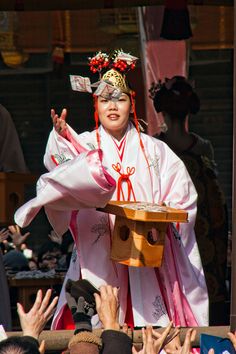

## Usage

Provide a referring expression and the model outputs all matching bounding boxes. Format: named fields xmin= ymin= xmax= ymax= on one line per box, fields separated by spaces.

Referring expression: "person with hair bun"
xmin=151 ymin=76 xmax=212 ymax=158
xmin=151 ymin=75 xmax=229 ymax=325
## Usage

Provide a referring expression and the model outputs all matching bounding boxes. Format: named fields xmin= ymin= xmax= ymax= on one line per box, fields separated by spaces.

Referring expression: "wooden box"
xmin=99 ymin=201 xmax=188 ymax=268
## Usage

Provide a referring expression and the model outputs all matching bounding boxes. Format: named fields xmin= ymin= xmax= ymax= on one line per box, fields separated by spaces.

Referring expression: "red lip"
xmin=107 ymin=114 xmax=120 ymax=119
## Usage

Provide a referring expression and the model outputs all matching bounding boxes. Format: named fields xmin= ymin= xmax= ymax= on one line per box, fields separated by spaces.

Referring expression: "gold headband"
xmin=102 ymin=68 xmax=132 ymax=94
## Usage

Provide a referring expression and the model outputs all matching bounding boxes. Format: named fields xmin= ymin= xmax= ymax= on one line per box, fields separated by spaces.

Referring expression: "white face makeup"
xmin=97 ymin=93 xmax=132 ymax=141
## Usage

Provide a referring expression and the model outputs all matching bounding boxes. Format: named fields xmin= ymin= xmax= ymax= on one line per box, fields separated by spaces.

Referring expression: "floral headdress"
xmin=70 ymin=49 xmax=143 ymax=150
xmin=70 ymin=49 xmax=138 ymax=100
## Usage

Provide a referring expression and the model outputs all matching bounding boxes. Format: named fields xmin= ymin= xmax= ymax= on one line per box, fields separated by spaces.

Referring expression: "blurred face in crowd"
xmin=39 ymin=249 xmax=62 ymax=270
xmin=28 ymin=258 xmax=38 ymax=271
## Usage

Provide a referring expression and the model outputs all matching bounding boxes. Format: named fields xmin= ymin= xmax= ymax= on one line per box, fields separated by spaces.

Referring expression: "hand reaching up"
xmin=48 ymin=230 xmax=62 ymax=245
xmin=94 ymin=285 xmax=120 ymax=331
xmin=132 ymin=322 xmax=180 ymax=354
xmin=8 ymin=224 xmax=30 ymax=250
xmin=0 ymin=228 xmax=10 ymax=243
xmin=227 ymin=330 xmax=236 ymax=350
xmin=17 ymin=289 xmax=58 ymax=340
xmin=165 ymin=328 xmax=196 ymax=354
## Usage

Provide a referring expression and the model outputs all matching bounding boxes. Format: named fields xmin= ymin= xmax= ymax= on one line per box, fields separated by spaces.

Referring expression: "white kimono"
xmin=15 ymin=123 xmax=209 ymax=328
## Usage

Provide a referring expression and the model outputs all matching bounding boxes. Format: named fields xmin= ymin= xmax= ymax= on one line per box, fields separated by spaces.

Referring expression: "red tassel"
xmin=130 ymin=93 xmax=140 ymax=135
xmin=176 ymin=222 xmax=180 ymax=232
xmin=93 ymin=96 xmax=101 ymax=149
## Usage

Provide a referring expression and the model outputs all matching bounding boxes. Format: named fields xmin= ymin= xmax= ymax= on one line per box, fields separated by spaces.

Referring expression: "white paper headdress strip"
xmin=94 ymin=81 xmax=122 ymax=100
xmin=115 ymin=52 xmax=138 ymax=65
xmin=70 ymin=75 xmax=122 ymax=100
xmin=70 ymin=75 xmax=92 ymax=93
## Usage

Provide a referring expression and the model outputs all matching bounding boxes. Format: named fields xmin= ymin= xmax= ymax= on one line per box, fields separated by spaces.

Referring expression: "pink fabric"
xmin=42 ymin=124 xmax=208 ymax=329
xmin=66 ymin=128 xmax=88 ymax=154
xmin=144 ymin=40 xmax=187 ymax=136
xmin=15 ymin=123 xmax=209 ymax=329
xmin=15 ymin=149 xmax=116 ymax=236
xmin=87 ymin=149 xmax=115 ymax=189
xmin=138 ymin=7 xmax=187 ymax=136
xmin=156 ymin=225 xmax=198 ymax=327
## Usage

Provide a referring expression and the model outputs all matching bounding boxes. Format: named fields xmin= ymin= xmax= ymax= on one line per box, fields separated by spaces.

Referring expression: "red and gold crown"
xmin=88 ymin=49 xmax=138 ymax=95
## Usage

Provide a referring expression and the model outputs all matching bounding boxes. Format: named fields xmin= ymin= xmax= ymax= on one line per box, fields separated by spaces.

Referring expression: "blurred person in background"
xmin=151 ymin=76 xmax=229 ymax=325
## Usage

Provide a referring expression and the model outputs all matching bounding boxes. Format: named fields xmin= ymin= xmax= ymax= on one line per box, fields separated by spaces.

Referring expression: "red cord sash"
xmin=112 ymin=162 xmax=136 ymax=201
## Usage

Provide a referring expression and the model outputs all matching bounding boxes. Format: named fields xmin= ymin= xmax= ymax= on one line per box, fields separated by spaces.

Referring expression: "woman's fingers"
xmin=61 ymin=108 xmax=67 ymax=120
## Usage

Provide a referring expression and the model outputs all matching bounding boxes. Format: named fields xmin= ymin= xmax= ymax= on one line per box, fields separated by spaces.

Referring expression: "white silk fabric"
xmin=15 ymin=123 xmax=209 ymax=328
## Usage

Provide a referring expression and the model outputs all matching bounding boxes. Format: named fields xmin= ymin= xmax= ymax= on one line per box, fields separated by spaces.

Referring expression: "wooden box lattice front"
xmin=99 ymin=201 xmax=188 ymax=268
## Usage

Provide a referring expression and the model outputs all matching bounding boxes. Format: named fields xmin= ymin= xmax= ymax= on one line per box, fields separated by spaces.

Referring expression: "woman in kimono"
xmin=15 ymin=51 xmax=208 ymax=330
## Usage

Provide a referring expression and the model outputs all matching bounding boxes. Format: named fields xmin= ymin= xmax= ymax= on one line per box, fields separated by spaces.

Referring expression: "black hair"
xmin=37 ymin=240 xmax=61 ymax=263
xmin=153 ymin=76 xmax=200 ymax=120
xmin=0 ymin=336 xmax=40 ymax=354
xmin=60 ymin=231 xmax=73 ymax=255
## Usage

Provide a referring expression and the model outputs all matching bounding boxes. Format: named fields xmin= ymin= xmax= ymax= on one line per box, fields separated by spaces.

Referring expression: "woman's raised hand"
xmin=51 ymin=108 xmax=68 ymax=137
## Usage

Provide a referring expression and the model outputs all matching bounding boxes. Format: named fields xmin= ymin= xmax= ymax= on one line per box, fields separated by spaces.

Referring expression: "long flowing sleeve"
xmin=43 ymin=126 xmax=88 ymax=172
xmin=15 ymin=127 xmax=115 ymax=235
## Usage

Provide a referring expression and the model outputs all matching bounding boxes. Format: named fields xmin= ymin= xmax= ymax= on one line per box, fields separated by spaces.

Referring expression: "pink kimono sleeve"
xmin=44 ymin=125 xmax=88 ymax=172
xmin=15 ymin=149 xmax=115 ymax=235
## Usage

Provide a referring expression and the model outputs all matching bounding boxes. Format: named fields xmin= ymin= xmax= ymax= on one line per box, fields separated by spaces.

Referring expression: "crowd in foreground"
xmin=0 ymin=281 xmax=235 ymax=354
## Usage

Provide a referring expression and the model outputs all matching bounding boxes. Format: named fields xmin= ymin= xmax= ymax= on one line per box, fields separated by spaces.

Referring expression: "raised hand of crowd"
xmin=17 ymin=289 xmax=58 ymax=343
xmin=8 ymin=224 xmax=30 ymax=250
xmin=94 ymin=284 xmax=120 ymax=331
xmin=165 ymin=328 xmax=196 ymax=354
xmin=227 ymin=330 xmax=236 ymax=350
xmin=0 ymin=228 xmax=10 ymax=243
xmin=48 ymin=229 xmax=62 ymax=245
xmin=132 ymin=322 xmax=181 ymax=354
xmin=0 ymin=225 xmax=30 ymax=252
